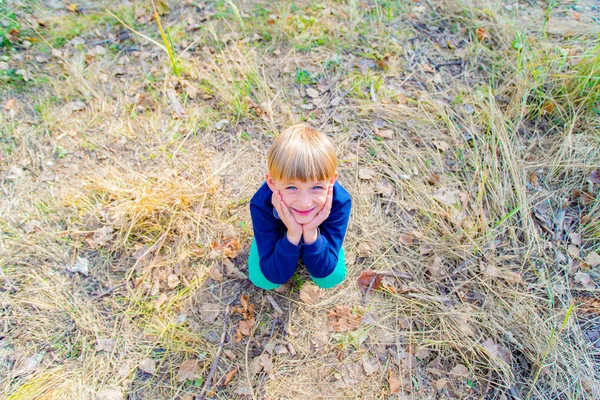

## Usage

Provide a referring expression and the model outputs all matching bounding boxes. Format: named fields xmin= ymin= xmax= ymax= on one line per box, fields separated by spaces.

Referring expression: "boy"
xmin=248 ymin=124 xmax=352 ymax=290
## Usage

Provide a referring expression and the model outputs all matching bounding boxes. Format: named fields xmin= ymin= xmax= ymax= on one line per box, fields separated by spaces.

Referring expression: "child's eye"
xmin=312 ymin=185 xmax=324 ymax=190
xmin=286 ymin=186 xmax=297 ymax=190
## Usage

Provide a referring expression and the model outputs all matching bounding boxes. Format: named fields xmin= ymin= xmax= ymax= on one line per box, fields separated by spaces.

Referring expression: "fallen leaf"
xmin=585 ymin=252 xmax=600 ymax=268
xmin=435 ymin=378 xmax=449 ymax=390
xmin=427 ymin=173 xmax=440 ymax=185
xmin=176 ymin=359 xmax=201 ymax=382
xmin=238 ymin=319 xmax=253 ymax=336
xmin=223 ymin=366 xmax=238 ymax=386
xmin=419 ymin=245 xmax=432 ymax=256
xmin=154 ymin=293 xmax=168 ymax=309
xmin=432 ymin=140 xmax=450 ymax=152
xmin=167 ymin=274 xmax=180 ymax=289
xmin=449 ymin=363 xmax=469 ymax=377
xmin=362 ymin=355 xmax=379 ymax=376
xmin=388 ymin=370 xmax=402 ymax=394
xmin=399 ymin=233 xmax=413 ymax=246
xmin=358 ymin=270 xmax=382 ymax=294
xmin=4 ymin=98 xmax=15 ymax=111
xmin=259 ymin=353 xmax=273 ymax=373
xmin=575 ymin=272 xmax=595 ymax=289
xmin=207 ymin=264 xmax=223 ymax=281
xmin=12 ymin=353 xmax=43 ymax=376
xmin=200 ymin=303 xmax=220 ymax=323
xmin=223 ymin=258 xmax=245 ymax=279
xmin=97 ymin=389 xmax=124 ymax=400
xmin=359 ymin=168 xmax=376 ymax=180
xmin=67 ymin=4 xmax=78 ymax=12
xmin=568 ymin=232 xmax=582 ymax=246
xmin=400 ymin=352 xmax=418 ymax=369
xmin=528 ymin=172 xmax=539 ymax=187
xmin=376 ymin=129 xmax=394 ymax=139
xmin=306 ymin=88 xmax=319 ymax=98
xmin=328 ymin=305 xmax=361 ymax=332
xmin=139 ymin=358 xmax=156 ymax=374
xmin=87 ymin=225 xmax=114 ymax=248
xmin=580 ymin=191 xmax=595 ymax=205
xmin=427 ymin=256 xmax=445 ymax=279
xmin=69 ymin=256 xmax=90 ymax=276
xmin=414 ymin=347 xmax=430 ymax=360
xmin=481 ymin=338 xmax=511 ymax=365
xmin=96 ymin=338 xmax=115 ymax=352
xmin=589 ymin=171 xmax=600 ymax=186
xmin=300 ymin=283 xmax=322 ymax=304
xmin=358 ymin=242 xmax=372 ymax=257
xmin=476 ymin=27 xmax=490 ymax=41
xmin=433 ymin=188 xmax=460 ymax=207
xmin=35 ymin=54 xmax=50 ymax=63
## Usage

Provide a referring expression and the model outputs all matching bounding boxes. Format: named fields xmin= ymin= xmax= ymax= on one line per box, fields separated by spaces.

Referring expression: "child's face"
xmin=266 ymin=173 xmax=337 ymax=225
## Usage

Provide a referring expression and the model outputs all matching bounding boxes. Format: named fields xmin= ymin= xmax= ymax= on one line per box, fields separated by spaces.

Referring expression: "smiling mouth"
xmin=293 ymin=208 xmax=315 ymax=216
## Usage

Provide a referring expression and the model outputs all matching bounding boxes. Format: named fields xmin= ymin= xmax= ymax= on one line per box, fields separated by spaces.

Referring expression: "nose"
xmin=298 ymin=191 xmax=312 ymax=209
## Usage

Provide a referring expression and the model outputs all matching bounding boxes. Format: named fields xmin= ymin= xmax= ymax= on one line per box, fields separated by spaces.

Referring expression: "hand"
xmin=272 ymin=190 xmax=303 ymax=245
xmin=302 ymin=184 xmax=333 ymax=244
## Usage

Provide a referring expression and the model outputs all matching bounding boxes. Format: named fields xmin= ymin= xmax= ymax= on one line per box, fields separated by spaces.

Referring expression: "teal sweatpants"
xmin=248 ymin=239 xmax=347 ymax=290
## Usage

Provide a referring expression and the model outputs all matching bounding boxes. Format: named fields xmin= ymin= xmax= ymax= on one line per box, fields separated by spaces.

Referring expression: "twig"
xmin=266 ymin=294 xmax=283 ymax=315
xmin=434 ymin=60 xmax=463 ymax=71
xmin=371 ymin=270 xmax=414 ymax=281
xmin=199 ymin=305 xmax=230 ymax=399
xmin=93 ymin=283 xmax=125 ymax=300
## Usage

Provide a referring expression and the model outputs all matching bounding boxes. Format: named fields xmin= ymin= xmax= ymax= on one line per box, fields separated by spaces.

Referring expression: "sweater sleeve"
xmin=250 ymin=201 xmax=301 ymax=284
xmin=302 ymin=191 xmax=352 ymax=278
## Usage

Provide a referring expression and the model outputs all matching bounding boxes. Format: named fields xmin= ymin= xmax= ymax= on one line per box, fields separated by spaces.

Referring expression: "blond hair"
xmin=268 ymin=124 xmax=337 ymax=182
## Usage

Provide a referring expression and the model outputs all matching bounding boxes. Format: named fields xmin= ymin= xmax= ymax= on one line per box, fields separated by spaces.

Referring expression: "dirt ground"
xmin=1 ymin=0 xmax=599 ymax=399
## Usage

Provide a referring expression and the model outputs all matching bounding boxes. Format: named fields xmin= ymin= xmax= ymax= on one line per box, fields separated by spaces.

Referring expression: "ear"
xmin=265 ymin=172 xmax=277 ymax=191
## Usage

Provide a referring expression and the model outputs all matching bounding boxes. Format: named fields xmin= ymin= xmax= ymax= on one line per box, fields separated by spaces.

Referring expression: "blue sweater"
xmin=249 ymin=181 xmax=352 ymax=284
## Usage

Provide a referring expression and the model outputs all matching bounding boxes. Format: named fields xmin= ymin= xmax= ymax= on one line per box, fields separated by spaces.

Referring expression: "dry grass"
xmin=1 ymin=0 xmax=599 ymax=399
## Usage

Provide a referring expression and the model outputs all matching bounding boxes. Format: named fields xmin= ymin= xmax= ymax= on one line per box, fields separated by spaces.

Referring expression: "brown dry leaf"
xmin=358 ymin=270 xmax=382 ymax=294
xmin=400 ymin=352 xmax=418 ymax=370
xmin=481 ymin=338 xmax=511 ymax=365
xmin=589 ymin=170 xmax=600 ymax=185
xmin=207 ymin=265 xmax=223 ymax=281
xmin=528 ymin=172 xmax=539 ymax=187
xmin=568 ymin=232 xmax=582 ymax=246
xmin=414 ymin=348 xmax=431 ymax=360
xmin=376 ymin=129 xmax=394 ymax=139
xmin=388 ymin=370 xmax=402 ymax=394
xmin=419 ymin=245 xmax=432 ymax=256
xmin=96 ymin=338 xmax=115 ymax=352
xmin=300 ymin=283 xmax=322 ymax=305
xmin=435 ymin=378 xmax=449 ymax=390
xmin=223 ymin=366 xmax=238 ymax=386
xmin=476 ymin=27 xmax=490 ymax=40
xmin=449 ymin=363 xmax=469 ymax=377
xmin=328 ymin=305 xmax=361 ymax=332
xmin=87 ymin=225 xmax=114 ymax=248
xmin=259 ymin=353 xmax=273 ymax=373
xmin=575 ymin=272 xmax=595 ymax=289
xmin=139 ymin=358 xmax=156 ymax=374
xmin=541 ymin=101 xmax=555 ymax=115
xmin=167 ymin=274 xmax=180 ymax=289
xmin=4 ymin=98 xmax=15 ymax=111
xmin=427 ymin=256 xmax=445 ymax=279
xmin=359 ymin=168 xmax=376 ymax=180
xmin=223 ymin=258 xmax=245 ymax=279
xmin=399 ymin=233 xmax=413 ymax=246
xmin=580 ymin=191 xmax=595 ymax=205
xmin=432 ymin=140 xmax=450 ymax=152
xmin=176 ymin=359 xmax=201 ymax=382
xmin=238 ymin=319 xmax=253 ymax=336
xmin=200 ymin=303 xmax=220 ymax=323
xmin=427 ymin=173 xmax=440 ymax=185
xmin=358 ymin=242 xmax=372 ymax=257
xmin=585 ymin=252 xmax=600 ymax=268
xmin=306 ymin=88 xmax=319 ymax=98
xmin=154 ymin=293 xmax=168 ymax=310
xmin=235 ymin=328 xmax=242 ymax=343
xmin=362 ymin=355 xmax=379 ymax=376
